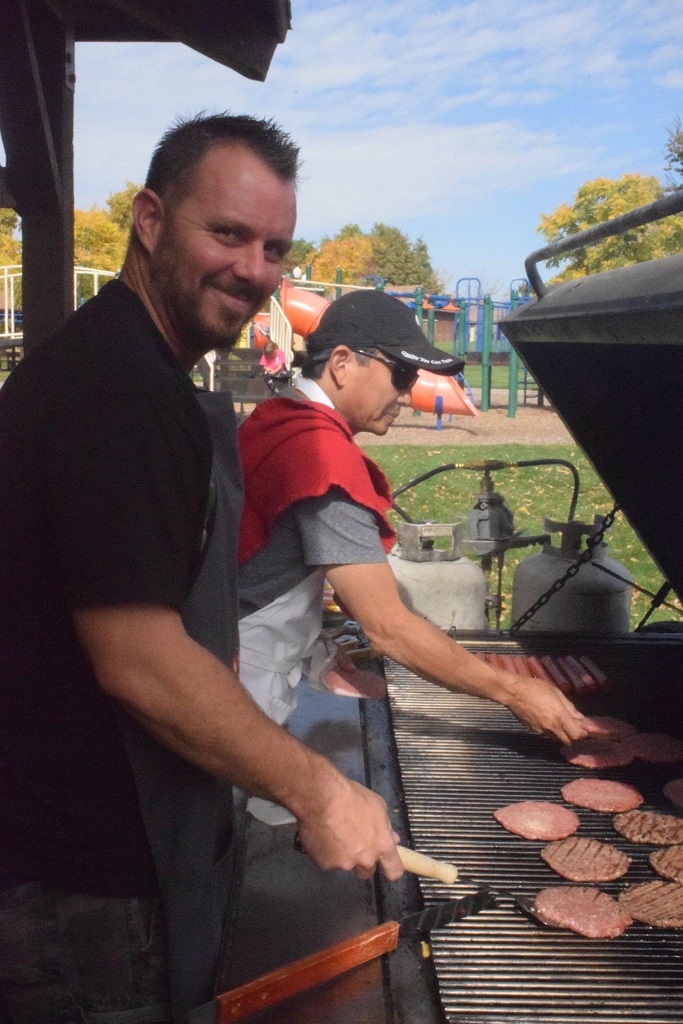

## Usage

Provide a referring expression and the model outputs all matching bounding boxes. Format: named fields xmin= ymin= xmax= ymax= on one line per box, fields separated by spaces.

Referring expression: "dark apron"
xmin=117 ymin=391 xmax=243 ymax=1023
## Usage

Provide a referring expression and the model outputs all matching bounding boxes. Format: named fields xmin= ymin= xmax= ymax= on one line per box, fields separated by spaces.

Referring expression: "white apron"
xmin=237 ymin=568 xmax=326 ymax=823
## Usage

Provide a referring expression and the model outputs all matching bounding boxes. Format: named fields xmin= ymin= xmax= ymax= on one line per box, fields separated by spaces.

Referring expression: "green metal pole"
xmin=335 ymin=267 xmax=343 ymax=300
xmin=305 ymin=264 xmax=312 ymax=281
xmin=481 ymin=294 xmax=493 ymax=412
xmin=507 ymin=289 xmax=520 ymax=418
xmin=414 ymin=286 xmax=424 ymax=328
xmin=427 ymin=305 xmax=435 ymax=345
xmin=456 ymin=303 xmax=467 ymax=357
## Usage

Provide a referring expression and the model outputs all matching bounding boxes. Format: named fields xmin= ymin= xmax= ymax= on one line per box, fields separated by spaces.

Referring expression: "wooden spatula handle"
xmin=397 ymin=845 xmax=458 ymax=884
xmin=215 ymin=921 xmax=399 ymax=1022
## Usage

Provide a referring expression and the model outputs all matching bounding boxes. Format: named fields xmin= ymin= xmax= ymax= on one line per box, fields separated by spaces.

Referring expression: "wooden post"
xmin=0 ymin=0 xmax=75 ymax=353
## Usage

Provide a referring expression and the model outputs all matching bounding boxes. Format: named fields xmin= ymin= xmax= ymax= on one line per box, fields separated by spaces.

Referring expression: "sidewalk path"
xmin=357 ymin=395 xmax=574 ymax=448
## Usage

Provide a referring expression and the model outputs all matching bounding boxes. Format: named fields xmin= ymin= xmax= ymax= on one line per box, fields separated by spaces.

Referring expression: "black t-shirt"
xmin=0 ymin=281 xmax=212 ymax=896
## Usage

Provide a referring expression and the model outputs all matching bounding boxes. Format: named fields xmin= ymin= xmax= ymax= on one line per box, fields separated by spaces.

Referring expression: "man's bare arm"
xmin=326 ymin=561 xmax=590 ymax=745
xmin=74 ymin=603 xmax=403 ymax=880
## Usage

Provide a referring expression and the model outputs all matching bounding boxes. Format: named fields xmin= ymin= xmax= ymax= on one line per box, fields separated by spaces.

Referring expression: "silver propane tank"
xmin=510 ymin=516 xmax=632 ymax=633
xmin=388 ymin=521 xmax=487 ymax=631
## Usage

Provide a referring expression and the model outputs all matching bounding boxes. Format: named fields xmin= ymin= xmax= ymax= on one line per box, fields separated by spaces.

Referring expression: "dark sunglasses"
xmin=355 ymin=349 xmax=420 ymax=392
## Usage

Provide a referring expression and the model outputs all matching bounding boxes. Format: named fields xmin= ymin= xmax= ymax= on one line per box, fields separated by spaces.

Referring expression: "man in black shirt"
xmin=0 ymin=114 xmax=403 ymax=1023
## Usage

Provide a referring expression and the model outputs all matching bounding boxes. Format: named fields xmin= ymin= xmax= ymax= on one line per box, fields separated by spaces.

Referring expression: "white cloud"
xmin=70 ymin=0 xmax=680 ymax=284
xmin=293 ymin=120 xmax=591 ymax=237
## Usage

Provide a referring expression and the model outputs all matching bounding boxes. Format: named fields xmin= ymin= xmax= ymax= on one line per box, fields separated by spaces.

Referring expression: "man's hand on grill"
xmin=502 ymin=672 xmax=589 ymax=744
xmin=294 ymin=771 xmax=404 ymax=882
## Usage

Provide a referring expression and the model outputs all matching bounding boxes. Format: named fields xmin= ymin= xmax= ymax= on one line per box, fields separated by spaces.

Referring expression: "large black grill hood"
xmin=501 ymin=192 xmax=683 ymax=605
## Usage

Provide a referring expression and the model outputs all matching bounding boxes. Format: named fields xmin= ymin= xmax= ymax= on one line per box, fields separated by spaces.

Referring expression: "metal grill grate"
xmin=386 ymin=663 xmax=683 ymax=1023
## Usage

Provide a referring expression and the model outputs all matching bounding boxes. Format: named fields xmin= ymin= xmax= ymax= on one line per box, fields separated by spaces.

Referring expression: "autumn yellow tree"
xmin=0 ymin=209 xmax=21 ymax=266
xmin=309 ymin=229 xmax=373 ymax=285
xmin=73 ymin=206 xmax=127 ymax=304
xmin=538 ymin=174 xmax=683 ymax=280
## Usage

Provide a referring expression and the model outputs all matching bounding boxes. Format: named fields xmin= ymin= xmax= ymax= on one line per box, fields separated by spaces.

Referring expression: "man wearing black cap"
xmin=237 ymin=292 xmax=592 ymax=823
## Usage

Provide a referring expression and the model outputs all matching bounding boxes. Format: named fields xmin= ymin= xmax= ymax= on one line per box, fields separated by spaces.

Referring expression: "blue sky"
xmin=72 ymin=0 xmax=682 ymax=297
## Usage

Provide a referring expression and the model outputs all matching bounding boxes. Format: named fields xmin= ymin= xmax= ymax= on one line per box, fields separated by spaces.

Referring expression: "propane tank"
xmin=510 ymin=517 xmax=632 ymax=633
xmin=388 ymin=521 xmax=487 ymax=631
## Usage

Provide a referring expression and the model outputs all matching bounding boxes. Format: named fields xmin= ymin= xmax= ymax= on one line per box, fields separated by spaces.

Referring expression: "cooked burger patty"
xmin=561 ymin=738 xmax=634 ymax=770
xmin=584 ymin=715 xmax=638 ymax=740
xmin=623 ymin=732 xmax=683 ymax=764
xmin=541 ymin=836 xmax=631 ymax=882
xmin=493 ymin=801 xmax=580 ymax=841
xmin=612 ymin=809 xmax=683 ymax=845
xmin=561 ymin=778 xmax=643 ymax=813
xmin=650 ymin=846 xmax=683 ymax=884
xmin=534 ymin=886 xmax=632 ymax=938
xmin=618 ymin=880 xmax=683 ymax=928
xmin=664 ymin=778 xmax=683 ymax=808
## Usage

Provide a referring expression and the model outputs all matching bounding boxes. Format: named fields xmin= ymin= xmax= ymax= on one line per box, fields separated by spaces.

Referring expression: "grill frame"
xmin=368 ymin=633 xmax=683 ymax=1024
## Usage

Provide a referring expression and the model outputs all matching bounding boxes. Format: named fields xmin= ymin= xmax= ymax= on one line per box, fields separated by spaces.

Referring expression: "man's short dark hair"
xmin=145 ymin=112 xmax=300 ymax=203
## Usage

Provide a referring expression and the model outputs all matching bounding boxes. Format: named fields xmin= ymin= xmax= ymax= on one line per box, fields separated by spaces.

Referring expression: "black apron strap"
xmin=119 ymin=390 xmax=244 ymax=1022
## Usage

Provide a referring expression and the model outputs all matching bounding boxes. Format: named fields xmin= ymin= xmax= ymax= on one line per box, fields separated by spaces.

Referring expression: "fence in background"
xmin=1 ymin=264 xmax=116 ymax=344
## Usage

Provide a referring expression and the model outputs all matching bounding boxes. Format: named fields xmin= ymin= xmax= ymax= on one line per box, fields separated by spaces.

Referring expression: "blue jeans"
xmin=0 ymin=882 xmax=171 ymax=1024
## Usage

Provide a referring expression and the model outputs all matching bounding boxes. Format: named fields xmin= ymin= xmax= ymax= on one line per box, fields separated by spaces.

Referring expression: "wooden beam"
xmin=0 ymin=167 xmax=16 ymax=210
xmin=0 ymin=1 xmax=75 ymax=350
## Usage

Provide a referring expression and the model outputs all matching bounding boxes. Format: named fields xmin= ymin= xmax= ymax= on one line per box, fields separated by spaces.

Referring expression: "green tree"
xmin=306 ymin=222 xmax=441 ymax=291
xmin=284 ymin=237 xmax=317 ymax=275
xmin=369 ymin=222 xmax=441 ymax=291
xmin=0 ymin=208 xmax=21 ymax=266
xmin=538 ymin=174 xmax=683 ymax=280
xmin=664 ymin=117 xmax=683 ymax=191
xmin=336 ymin=223 xmax=363 ymax=241
xmin=106 ymin=182 xmax=141 ymax=233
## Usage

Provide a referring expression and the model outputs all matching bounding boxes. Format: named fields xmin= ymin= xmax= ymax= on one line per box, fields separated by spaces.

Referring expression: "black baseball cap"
xmin=306 ymin=290 xmax=464 ymax=375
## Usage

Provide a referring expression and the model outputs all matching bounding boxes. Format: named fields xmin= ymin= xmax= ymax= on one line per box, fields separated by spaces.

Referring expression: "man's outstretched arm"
xmin=327 ymin=561 xmax=592 ymax=746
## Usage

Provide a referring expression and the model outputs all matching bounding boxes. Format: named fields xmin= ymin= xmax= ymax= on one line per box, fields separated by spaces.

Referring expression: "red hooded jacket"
xmin=238 ymin=396 xmax=396 ymax=565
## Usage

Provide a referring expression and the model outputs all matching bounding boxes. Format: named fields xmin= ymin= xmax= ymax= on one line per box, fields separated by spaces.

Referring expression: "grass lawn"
xmin=364 ymin=442 xmax=682 ymax=632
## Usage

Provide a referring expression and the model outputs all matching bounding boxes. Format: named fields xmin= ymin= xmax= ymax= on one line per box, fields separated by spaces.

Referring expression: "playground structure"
xmin=1 ymin=264 xmax=541 ymax=418
xmin=277 ymin=279 xmax=478 ymax=425
xmin=273 ymin=271 xmax=540 ymax=418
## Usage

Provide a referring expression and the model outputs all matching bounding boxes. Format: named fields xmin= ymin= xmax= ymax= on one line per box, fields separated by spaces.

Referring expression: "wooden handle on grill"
xmin=215 ymin=921 xmax=399 ymax=1022
xmin=397 ymin=845 xmax=458 ymax=884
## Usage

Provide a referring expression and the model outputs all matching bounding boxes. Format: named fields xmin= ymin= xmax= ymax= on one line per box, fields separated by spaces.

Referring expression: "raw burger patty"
xmin=650 ymin=846 xmax=683 ymax=884
xmin=613 ymin=809 xmax=683 ymax=845
xmin=619 ymin=880 xmax=683 ymax=928
xmin=493 ymin=801 xmax=580 ymax=840
xmin=664 ymin=778 xmax=683 ymax=808
xmin=584 ymin=715 xmax=638 ymax=740
xmin=534 ymin=886 xmax=632 ymax=938
xmin=561 ymin=778 xmax=643 ymax=813
xmin=622 ymin=732 xmax=683 ymax=763
xmin=541 ymin=836 xmax=631 ymax=882
xmin=561 ymin=738 xmax=634 ymax=770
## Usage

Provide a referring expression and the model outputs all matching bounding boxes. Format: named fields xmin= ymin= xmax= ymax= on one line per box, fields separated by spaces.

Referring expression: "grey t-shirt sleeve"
xmin=293 ymin=488 xmax=388 ymax=567
xmin=238 ymin=486 xmax=388 ymax=617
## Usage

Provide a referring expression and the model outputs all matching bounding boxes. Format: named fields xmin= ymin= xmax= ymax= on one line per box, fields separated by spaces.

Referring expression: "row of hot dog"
xmin=473 ymin=651 xmax=611 ymax=697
